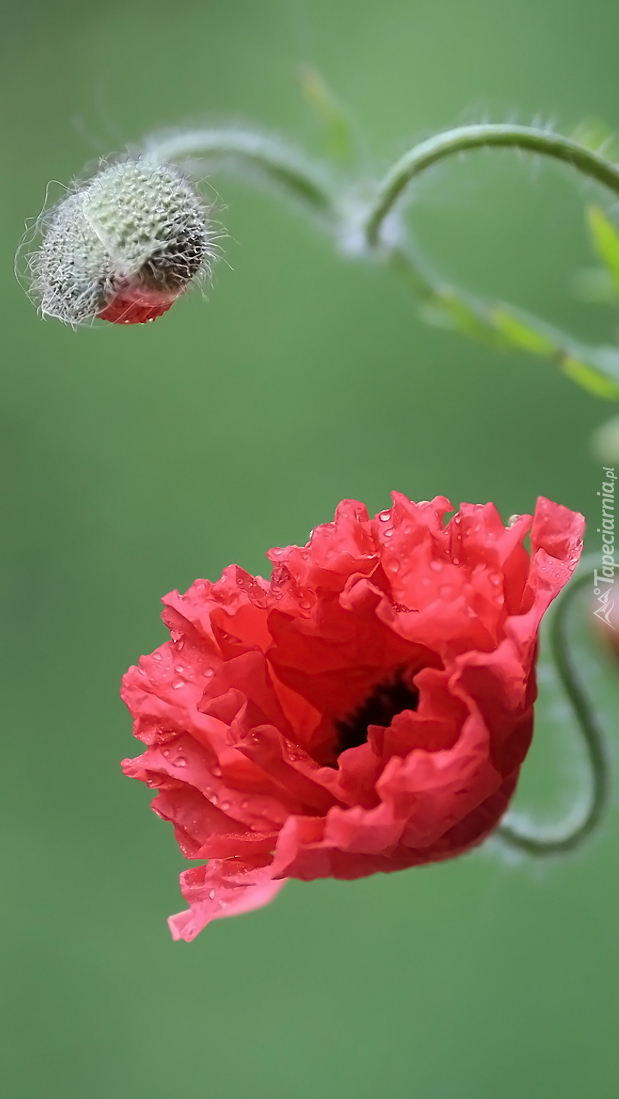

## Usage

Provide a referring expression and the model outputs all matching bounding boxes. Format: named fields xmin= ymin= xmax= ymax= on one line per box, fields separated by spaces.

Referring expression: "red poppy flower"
xmin=121 ymin=493 xmax=584 ymax=941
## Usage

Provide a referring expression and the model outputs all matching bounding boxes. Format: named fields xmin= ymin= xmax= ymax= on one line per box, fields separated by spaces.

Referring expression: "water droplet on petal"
xmin=221 ymin=801 xmax=230 ymax=811
xmin=208 ymin=889 xmax=216 ymax=900
xmin=202 ymin=667 xmax=214 ymax=678
xmin=175 ymin=756 xmax=187 ymax=767
xmin=153 ymin=652 xmax=162 ymax=662
xmin=212 ymin=766 xmax=222 ymax=777
xmin=171 ymin=677 xmax=185 ymax=689
xmin=379 ymin=511 xmax=391 ymax=522
xmin=174 ymin=664 xmax=185 ymax=674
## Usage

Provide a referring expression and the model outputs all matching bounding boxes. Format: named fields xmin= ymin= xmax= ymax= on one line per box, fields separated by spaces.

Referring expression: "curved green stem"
xmin=497 ymin=566 xmax=611 ymax=856
xmin=144 ymin=129 xmax=334 ymax=216
xmin=365 ymin=123 xmax=619 ymax=245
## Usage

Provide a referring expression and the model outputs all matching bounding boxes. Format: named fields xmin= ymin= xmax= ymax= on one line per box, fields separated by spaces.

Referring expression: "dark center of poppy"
xmin=335 ymin=671 xmax=419 ymax=755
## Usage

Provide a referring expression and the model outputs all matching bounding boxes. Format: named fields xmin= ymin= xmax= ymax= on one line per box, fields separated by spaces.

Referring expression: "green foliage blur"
xmin=2 ymin=1 xmax=619 ymax=1096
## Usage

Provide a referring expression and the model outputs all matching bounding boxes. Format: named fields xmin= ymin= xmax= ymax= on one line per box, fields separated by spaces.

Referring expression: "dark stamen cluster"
xmin=335 ymin=671 xmax=419 ymax=755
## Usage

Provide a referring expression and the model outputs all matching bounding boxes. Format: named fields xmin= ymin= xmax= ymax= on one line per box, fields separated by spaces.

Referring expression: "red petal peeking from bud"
xmin=97 ymin=286 xmax=178 ymax=325
xmin=121 ymin=493 xmax=584 ymax=941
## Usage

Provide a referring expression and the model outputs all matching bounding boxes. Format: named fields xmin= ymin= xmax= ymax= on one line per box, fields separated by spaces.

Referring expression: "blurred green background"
xmin=3 ymin=1 xmax=619 ymax=1096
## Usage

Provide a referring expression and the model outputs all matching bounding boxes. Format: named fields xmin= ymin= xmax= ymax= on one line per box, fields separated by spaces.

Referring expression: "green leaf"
xmin=587 ymin=206 xmax=619 ymax=295
xmin=489 ymin=305 xmax=619 ymax=400
xmin=436 ymin=293 xmax=506 ymax=348
xmin=561 ymin=356 xmax=619 ymax=399
xmin=490 ymin=307 xmax=558 ymax=355
xmin=299 ymin=67 xmax=356 ymax=165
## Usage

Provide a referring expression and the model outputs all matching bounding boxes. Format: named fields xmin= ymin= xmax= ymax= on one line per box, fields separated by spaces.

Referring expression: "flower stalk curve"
xmin=497 ymin=563 xmax=611 ymax=856
xmin=363 ymin=123 xmax=619 ymax=246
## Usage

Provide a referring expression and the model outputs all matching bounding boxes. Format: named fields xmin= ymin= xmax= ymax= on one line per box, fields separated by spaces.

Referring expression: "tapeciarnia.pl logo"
xmin=593 ymin=467 xmax=617 ymax=629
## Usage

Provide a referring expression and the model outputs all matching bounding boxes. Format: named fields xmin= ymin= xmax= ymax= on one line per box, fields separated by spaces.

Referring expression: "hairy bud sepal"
xmin=29 ymin=159 xmax=215 ymax=326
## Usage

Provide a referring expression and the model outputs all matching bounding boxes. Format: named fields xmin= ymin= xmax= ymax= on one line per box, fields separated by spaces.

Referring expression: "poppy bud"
xmin=29 ymin=159 xmax=215 ymax=325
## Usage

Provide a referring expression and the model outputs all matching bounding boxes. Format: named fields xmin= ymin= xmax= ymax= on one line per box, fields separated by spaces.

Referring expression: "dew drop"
xmin=241 ymin=800 xmax=249 ymax=810
xmin=171 ymin=677 xmax=185 ymax=689
xmin=202 ymin=667 xmax=214 ymax=678
xmin=175 ymin=639 xmax=185 ymax=651
xmin=221 ymin=801 xmax=230 ymax=811
xmin=430 ymin=560 xmax=441 ymax=571
xmin=153 ymin=652 xmax=162 ymax=662
xmin=175 ymin=756 xmax=187 ymax=767
xmin=162 ymin=749 xmax=170 ymax=758
xmin=384 ymin=528 xmax=394 ymax=538
xmin=208 ymin=889 xmax=216 ymax=900
xmin=174 ymin=664 xmax=185 ymax=674
xmin=212 ymin=766 xmax=222 ymax=777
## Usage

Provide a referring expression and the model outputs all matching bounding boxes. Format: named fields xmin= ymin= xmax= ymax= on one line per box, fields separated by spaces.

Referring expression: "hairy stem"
xmin=145 ymin=122 xmax=619 ymax=395
xmin=497 ymin=567 xmax=611 ymax=856
xmin=144 ymin=129 xmax=335 ymax=215
xmin=365 ymin=123 xmax=619 ymax=245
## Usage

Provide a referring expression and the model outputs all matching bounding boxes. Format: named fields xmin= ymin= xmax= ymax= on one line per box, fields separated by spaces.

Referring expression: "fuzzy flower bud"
xmin=29 ymin=159 xmax=215 ymax=325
